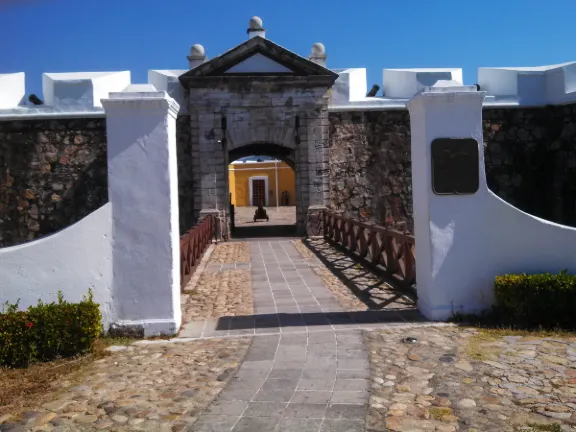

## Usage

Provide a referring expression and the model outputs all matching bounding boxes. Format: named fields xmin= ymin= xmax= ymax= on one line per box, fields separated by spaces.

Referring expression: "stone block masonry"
xmin=483 ymin=104 xmax=576 ymax=226
xmin=329 ymin=105 xmax=576 ymax=231
xmin=329 ymin=111 xmax=413 ymax=232
xmin=0 ymin=118 xmax=107 ymax=247
xmin=0 ymin=115 xmax=200 ymax=247
xmin=0 ymin=104 xmax=575 ymax=247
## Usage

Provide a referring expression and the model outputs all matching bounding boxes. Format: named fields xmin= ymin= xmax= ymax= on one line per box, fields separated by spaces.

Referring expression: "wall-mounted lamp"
xmin=220 ymin=116 xmax=228 ymax=147
xmin=295 ymin=116 xmax=301 ymax=145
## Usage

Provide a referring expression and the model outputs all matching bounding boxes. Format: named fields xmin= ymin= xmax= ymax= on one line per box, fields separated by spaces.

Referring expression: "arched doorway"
xmin=227 ymin=143 xmax=298 ymax=238
xmin=178 ymin=33 xmax=338 ymax=240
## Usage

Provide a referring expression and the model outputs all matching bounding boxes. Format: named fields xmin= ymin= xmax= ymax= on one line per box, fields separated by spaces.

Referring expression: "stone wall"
xmin=483 ymin=105 xmax=576 ymax=226
xmin=0 ymin=118 xmax=108 ymax=247
xmin=329 ymin=105 xmax=576 ymax=231
xmin=176 ymin=115 xmax=196 ymax=233
xmin=328 ymin=111 xmax=413 ymax=231
xmin=1 ymin=104 xmax=574 ymax=246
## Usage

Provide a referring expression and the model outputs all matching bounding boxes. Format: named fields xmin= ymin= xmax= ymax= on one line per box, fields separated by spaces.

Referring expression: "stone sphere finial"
xmin=249 ymin=16 xmax=263 ymax=29
xmin=311 ymin=43 xmax=326 ymax=56
xmin=190 ymin=44 xmax=205 ymax=57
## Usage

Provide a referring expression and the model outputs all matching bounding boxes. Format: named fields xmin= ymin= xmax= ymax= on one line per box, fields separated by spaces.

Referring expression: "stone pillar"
xmin=304 ymin=104 xmax=330 ymax=236
xmin=192 ymin=110 xmax=228 ymax=240
xmin=102 ymin=89 xmax=181 ymax=336
xmin=407 ymin=83 xmax=487 ymax=321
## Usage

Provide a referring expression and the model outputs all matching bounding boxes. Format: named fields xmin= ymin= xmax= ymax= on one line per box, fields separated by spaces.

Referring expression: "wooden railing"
xmin=180 ymin=216 xmax=214 ymax=290
xmin=323 ymin=212 xmax=416 ymax=289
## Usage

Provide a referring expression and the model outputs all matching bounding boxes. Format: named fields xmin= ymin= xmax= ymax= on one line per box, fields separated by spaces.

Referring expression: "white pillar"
xmin=407 ymin=83 xmax=488 ymax=321
xmin=102 ymin=89 xmax=181 ymax=336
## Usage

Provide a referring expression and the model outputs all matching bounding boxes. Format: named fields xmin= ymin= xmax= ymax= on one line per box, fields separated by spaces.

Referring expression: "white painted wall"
xmin=0 ymin=73 xmax=25 ymax=109
xmin=101 ymin=89 xmax=181 ymax=337
xmin=479 ymin=62 xmax=576 ymax=106
xmin=148 ymin=70 xmax=188 ymax=114
xmin=0 ymin=204 xmax=114 ymax=327
xmin=408 ymin=84 xmax=576 ymax=321
xmin=384 ymin=68 xmax=463 ymax=99
xmin=329 ymin=68 xmax=464 ymax=111
xmin=224 ymin=53 xmax=293 ymax=74
xmin=43 ymin=71 xmax=130 ymax=110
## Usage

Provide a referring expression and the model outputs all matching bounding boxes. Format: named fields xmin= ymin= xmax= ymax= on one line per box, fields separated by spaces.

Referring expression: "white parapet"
xmin=148 ymin=70 xmax=187 ymax=113
xmin=329 ymin=68 xmax=406 ymax=110
xmin=383 ymin=68 xmax=463 ymax=99
xmin=0 ymin=72 xmax=25 ymax=109
xmin=331 ymin=68 xmax=368 ymax=105
xmin=479 ymin=62 xmax=576 ymax=106
xmin=42 ymin=71 xmax=131 ymax=110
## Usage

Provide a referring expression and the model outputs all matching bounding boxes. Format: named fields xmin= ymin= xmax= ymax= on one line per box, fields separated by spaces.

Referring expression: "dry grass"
xmin=0 ymin=337 xmax=134 ymax=416
xmin=465 ymin=332 xmax=502 ymax=361
xmin=475 ymin=327 xmax=576 ymax=340
xmin=464 ymin=327 xmax=576 ymax=362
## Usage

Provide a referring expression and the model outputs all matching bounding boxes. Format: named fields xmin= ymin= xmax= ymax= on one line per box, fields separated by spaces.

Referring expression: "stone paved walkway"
xmin=194 ymin=331 xmax=370 ymax=431
xmin=184 ymin=240 xmax=429 ymax=432
xmin=179 ymin=241 xmax=424 ymax=340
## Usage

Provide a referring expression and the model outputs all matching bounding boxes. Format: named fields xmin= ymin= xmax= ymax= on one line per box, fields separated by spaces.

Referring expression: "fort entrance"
xmin=178 ymin=19 xmax=338 ymax=237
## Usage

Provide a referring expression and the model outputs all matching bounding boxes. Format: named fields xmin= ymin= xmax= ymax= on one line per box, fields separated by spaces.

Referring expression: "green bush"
xmin=494 ymin=271 xmax=576 ymax=329
xmin=0 ymin=290 xmax=102 ymax=368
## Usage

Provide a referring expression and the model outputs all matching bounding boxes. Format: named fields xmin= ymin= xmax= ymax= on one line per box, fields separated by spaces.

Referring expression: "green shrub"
xmin=0 ymin=290 xmax=102 ymax=368
xmin=494 ymin=271 xmax=576 ymax=330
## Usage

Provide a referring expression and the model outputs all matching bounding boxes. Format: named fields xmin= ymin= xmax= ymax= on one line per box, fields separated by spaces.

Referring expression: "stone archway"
xmin=228 ymin=142 xmax=301 ymax=235
xmin=178 ymin=34 xmax=338 ymax=238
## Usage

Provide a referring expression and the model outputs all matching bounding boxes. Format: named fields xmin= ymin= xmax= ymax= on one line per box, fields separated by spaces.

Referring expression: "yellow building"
xmin=229 ymin=158 xmax=296 ymax=207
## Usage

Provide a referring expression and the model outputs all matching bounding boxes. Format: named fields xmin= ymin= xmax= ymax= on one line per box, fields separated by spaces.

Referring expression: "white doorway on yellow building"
xmin=228 ymin=155 xmax=297 ymax=237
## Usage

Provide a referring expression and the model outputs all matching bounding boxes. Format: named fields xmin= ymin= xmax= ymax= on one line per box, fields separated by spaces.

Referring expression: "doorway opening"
xmin=228 ymin=154 xmax=297 ymax=239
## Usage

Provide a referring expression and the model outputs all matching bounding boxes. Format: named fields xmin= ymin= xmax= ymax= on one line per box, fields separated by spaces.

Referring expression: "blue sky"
xmin=1 ymin=0 xmax=575 ymax=98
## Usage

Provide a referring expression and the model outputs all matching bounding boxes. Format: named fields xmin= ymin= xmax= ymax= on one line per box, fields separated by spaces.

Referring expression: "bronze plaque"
xmin=431 ymin=138 xmax=479 ymax=195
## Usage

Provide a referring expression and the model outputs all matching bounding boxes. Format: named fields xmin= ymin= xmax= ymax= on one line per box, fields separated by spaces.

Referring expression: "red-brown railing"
xmin=180 ymin=216 xmax=214 ymax=290
xmin=323 ymin=212 xmax=416 ymax=289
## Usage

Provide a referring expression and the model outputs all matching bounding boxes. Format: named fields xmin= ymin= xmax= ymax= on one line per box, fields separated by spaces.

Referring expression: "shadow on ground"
xmin=231 ymin=224 xmax=298 ymax=239
xmin=211 ymin=309 xmax=427 ymax=332
xmin=302 ymin=238 xmax=418 ymax=311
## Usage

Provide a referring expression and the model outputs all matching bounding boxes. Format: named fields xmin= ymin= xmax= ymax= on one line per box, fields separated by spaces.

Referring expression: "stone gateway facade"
xmin=178 ymin=35 xmax=338 ymax=236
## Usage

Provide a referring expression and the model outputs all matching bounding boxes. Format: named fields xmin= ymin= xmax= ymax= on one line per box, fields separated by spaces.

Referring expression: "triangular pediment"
xmin=179 ymin=36 xmax=338 ymax=84
xmin=223 ymin=53 xmax=295 ymax=74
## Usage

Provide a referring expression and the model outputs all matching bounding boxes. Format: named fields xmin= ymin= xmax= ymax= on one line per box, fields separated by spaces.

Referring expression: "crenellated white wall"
xmin=478 ymin=61 xmax=576 ymax=106
xmin=383 ymin=68 xmax=463 ymax=99
xmin=330 ymin=61 xmax=576 ymax=110
xmin=148 ymin=70 xmax=187 ymax=113
xmin=0 ymin=204 xmax=114 ymax=327
xmin=0 ymin=73 xmax=25 ymax=109
xmin=43 ymin=71 xmax=131 ymax=110
xmin=407 ymin=83 xmax=576 ymax=321
xmin=2 ymin=59 xmax=576 ymax=117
